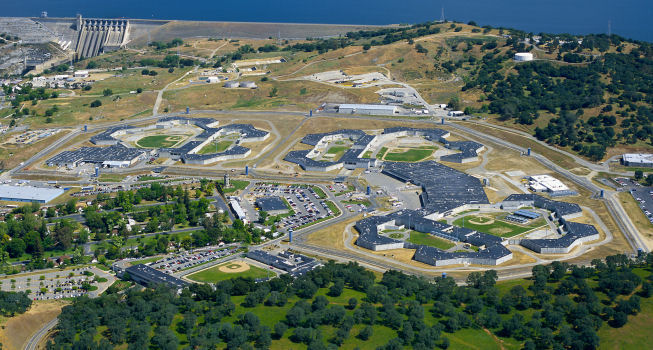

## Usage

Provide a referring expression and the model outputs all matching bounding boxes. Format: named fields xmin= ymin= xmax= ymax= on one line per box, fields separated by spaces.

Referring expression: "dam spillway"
xmin=74 ymin=16 xmax=129 ymax=58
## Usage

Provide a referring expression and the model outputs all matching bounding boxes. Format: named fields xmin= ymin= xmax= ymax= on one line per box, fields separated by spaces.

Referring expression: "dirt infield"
xmin=466 ymin=216 xmax=495 ymax=225
xmin=218 ymin=260 xmax=250 ymax=273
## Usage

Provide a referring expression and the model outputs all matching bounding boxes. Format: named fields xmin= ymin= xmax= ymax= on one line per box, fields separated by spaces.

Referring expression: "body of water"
xmin=3 ymin=0 xmax=652 ymax=42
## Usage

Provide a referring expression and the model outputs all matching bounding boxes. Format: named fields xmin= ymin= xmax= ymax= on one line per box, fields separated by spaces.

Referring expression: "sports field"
xmin=136 ymin=135 xmax=185 ymax=148
xmin=324 ymin=146 xmax=348 ymax=161
xmin=383 ymin=146 xmax=436 ymax=162
xmin=452 ymin=215 xmax=546 ymax=238
xmin=198 ymin=140 xmax=233 ymax=154
xmin=186 ymin=261 xmax=271 ymax=283
xmin=407 ymin=231 xmax=456 ymax=250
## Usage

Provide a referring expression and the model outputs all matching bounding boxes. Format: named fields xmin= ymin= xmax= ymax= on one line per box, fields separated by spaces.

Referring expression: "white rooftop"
xmin=623 ymin=153 xmax=653 ymax=164
xmin=338 ymin=104 xmax=397 ymax=111
xmin=0 ymin=185 xmax=64 ymax=202
xmin=529 ymin=175 xmax=569 ymax=192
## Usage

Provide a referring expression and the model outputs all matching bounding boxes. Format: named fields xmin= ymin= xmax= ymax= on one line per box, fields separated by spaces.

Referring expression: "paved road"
xmin=25 ymin=317 xmax=58 ymax=350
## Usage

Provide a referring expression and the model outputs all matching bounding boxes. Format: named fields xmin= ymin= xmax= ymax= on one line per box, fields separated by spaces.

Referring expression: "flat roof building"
xmin=125 ymin=264 xmax=188 ymax=291
xmin=256 ymin=196 xmax=289 ymax=216
xmin=623 ymin=153 xmax=653 ymax=168
xmin=0 ymin=185 xmax=64 ymax=203
xmin=337 ymin=104 xmax=398 ymax=116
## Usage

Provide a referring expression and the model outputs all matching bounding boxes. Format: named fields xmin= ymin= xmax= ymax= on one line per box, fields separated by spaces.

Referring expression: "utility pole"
xmin=608 ymin=20 xmax=611 ymax=36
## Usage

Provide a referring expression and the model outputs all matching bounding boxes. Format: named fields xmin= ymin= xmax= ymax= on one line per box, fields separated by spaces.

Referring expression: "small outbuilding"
xmin=514 ymin=52 xmax=534 ymax=61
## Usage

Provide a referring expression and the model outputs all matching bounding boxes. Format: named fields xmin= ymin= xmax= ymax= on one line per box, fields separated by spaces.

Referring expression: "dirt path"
xmin=483 ymin=327 xmax=506 ymax=350
xmin=0 ymin=300 xmax=69 ymax=350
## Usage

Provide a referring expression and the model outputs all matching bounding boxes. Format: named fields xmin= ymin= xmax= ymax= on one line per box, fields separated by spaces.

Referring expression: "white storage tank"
xmin=514 ymin=52 xmax=534 ymax=61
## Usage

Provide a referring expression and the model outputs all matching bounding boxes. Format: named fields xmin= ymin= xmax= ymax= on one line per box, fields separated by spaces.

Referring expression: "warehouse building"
xmin=256 ymin=196 xmax=290 ymax=216
xmin=125 ymin=264 xmax=188 ymax=291
xmin=520 ymin=221 xmax=599 ymax=254
xmin=46 ymin=145 xmax=149 ymax=168
xmin=0 ymin=185 xmax=64 ymax=203
xmin=337 ymin=104 xmax=398 ymax=116
xmin=622 ymin=153 xmax=653 ymax=168
xmin=528 ymin=175 xmax=577 ymax=197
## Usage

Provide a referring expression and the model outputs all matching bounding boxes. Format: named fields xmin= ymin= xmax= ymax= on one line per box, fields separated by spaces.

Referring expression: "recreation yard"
xmin=453 ymin=214 xmax=546 ymax=238
xmin=186 ymin=261 xmax=272 ymax=283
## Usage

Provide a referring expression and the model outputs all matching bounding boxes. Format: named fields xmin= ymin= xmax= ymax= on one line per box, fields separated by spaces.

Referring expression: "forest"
xmin=46 ymin=253 xmax=653 ymax=350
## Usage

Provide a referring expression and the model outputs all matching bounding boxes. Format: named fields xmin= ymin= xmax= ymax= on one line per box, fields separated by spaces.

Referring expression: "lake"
xmin=3 ymin=0 xmax=652 ymax=41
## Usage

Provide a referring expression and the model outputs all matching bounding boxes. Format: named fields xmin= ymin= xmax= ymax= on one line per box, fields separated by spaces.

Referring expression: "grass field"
xmin=136 ymin=135 xmax=185 ymax=148
xmin=407 ymin=231 xmax=456 ymax=250
xmin=324 ymin=146 xmax=349 ymax=161
xmin=218 ymin=179 xmax=250 ymax=193
xmin=383 ymin=147 xmax=436 ymax=162
xmin=98 ymin=174 xmax=126 ymax=182
xmin=452 ymin=215 xmax=545 ymax=238
xmin=187 ymin=262 xmax=271 ymax=283
xmin=198 ymin=140 xmax=233 ymax=154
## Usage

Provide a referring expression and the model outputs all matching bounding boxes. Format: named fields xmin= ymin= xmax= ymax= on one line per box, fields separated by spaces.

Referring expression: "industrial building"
xmin=284 ymin=129 xmax=377 ymax=172
xmin=622 ymin=153 xmax=653 ymax=168
xmin=124 ymin=264 xmax=188 ymax=291
xmin=514 ymin=52 xmax=534 ymax=61
xmin=336 ymin=104 xmax=398 ymax=116
xmin=229 ymin=199 xmax=247 ymax=222
xmin=284 ymin=127 xmax=477 ymax=171
xmin=256 ymin=196 xmax=289 ymax=215
xmin=0 ymin=185 xmax=64 ymax=203
xmin=246 ymin=250 xmax=320 ymax=277
xmin=353 ymin=159 xmax=515 ymax=266
xmin=58 ymin=117 xmax=269 ymax=167
xmin=46 ymin=144 xmax=149 ymax=168
xmin=527 ymin=175 xmax=577 ymax=197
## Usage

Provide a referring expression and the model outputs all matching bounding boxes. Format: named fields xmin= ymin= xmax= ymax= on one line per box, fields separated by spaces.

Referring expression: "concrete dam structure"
xmin=74 ymin=15 xmax=129 ymax=58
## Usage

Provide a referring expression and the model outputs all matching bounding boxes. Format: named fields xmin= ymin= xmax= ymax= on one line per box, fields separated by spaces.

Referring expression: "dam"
xmin=73 ymin=15 xmax=129 ymax=58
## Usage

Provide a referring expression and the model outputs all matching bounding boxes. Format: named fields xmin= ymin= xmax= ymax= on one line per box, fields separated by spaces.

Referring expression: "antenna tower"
xmin=440 ymin=7 xmax=445 ymax=23
xmin=608 ymin=20 xmax=611 ymax=36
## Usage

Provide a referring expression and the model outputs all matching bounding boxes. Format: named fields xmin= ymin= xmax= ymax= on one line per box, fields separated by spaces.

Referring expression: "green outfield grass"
xmin=407 ymin=231 xmax=456 ymax=250
xmin=383 ymin=147 xmax=436 ymax=162
xmin=452 ymin=216 xmax=545 ymax=238
xmin=324 ymin=146 xmax=348 ymax=161
xmin=198 ymin=140 xmax=233 ymax=154
xmin=136 ymin=135 xmax=185 ymax=148
xmin=187 ymin=262 xmax=272 ymax=283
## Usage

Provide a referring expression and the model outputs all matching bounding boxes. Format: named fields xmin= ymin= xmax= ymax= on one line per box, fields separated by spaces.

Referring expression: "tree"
xmin=90 ymin=100 xmax=102 ymax=108
xmin=646 ymin=174 xmax=653 ymax=186
xmin=151 ymin=326 xmax=179 ymax=350
xmin=447 ymin=96 xmax=461 ymax=111
xmin=634 ymin=170 xmax=644 ymax=180
xmin=269 ymin=87 xmax=278 ymax=98
xmin=273 ymin=321 xmax=287 ymax=339
xmin=358 ymin=325 xmax=373 ymax=340
xmin=102 ymin=89 xmax=113 ymax=96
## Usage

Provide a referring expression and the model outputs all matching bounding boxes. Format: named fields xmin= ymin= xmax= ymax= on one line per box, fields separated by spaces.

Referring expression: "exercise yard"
xmin=452 ymin=214 xmax=546 ymax=238
xmin=407 ymin=231 xmax=456 ymax=250
xmin=198 ymin=140 xmax=233 ymax=154
xmin=186 ymin=261 xmax=272 ymax=283
xmin=383 ymin=146 xmax=437 ymax=162
xmin=136 ymin=135 xmax=186 ymax=148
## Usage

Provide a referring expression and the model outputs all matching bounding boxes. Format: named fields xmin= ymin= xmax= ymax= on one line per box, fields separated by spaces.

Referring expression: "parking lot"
xmin=244 ymin=183 xmax=334 ymax=231
xmin=631 ymin=187 xmax=653 ymax=224
xmin=614 ymin=177 xmax=653 ymax=224
xmin=147 ymin=246 xmax=239 ymax=275
xmin=0 ymin=266 xmax=114 ymax=300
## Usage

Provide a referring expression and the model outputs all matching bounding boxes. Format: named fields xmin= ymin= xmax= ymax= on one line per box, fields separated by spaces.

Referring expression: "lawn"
xmin=383 ymin=147 xmax=436 ymax=162
xmin=598 ymin=288 xmax=653 ymax=350
xmin=98 ymin=174 xmax=126 ymax=182
xmin=136 ymin=135 xmax=185 ymax=148
xmin=186 ymin=262 xmax=272 ymax=283
xmin=452 ymin=215 xmax=545 ymax=238
xmin=219 ymin=179 xmax=250 ymax=193
xmin=407 ymin=231 xmax=456 ymax=250
xmin=325 ymin=146 xmax=349 ymax=161
xmin=198 ymin=140 xmax=233 ymax=154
